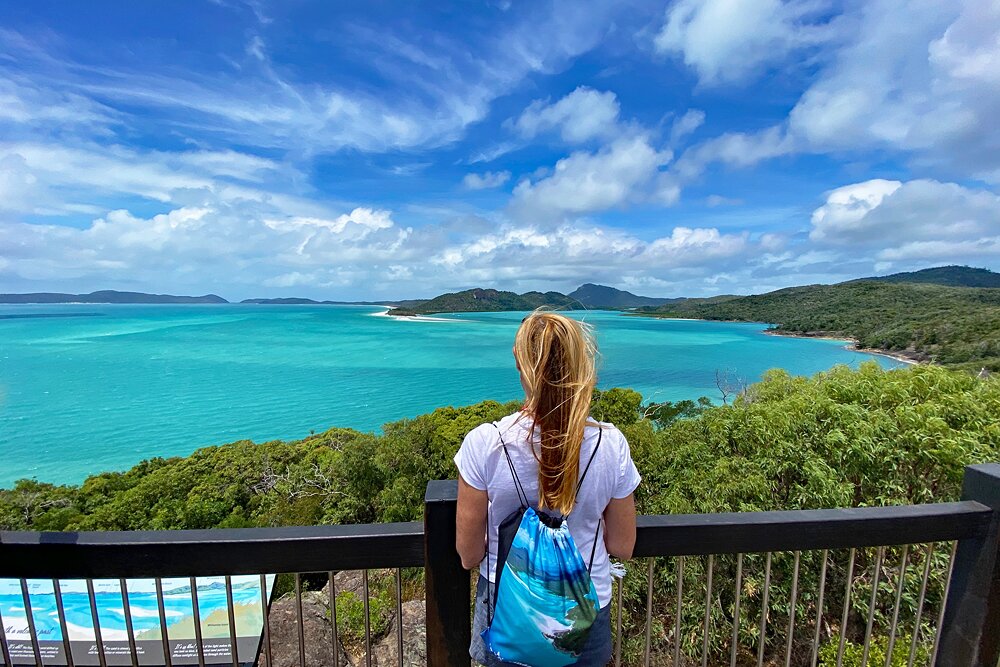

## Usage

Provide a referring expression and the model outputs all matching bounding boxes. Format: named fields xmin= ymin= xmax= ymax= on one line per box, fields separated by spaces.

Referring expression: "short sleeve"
xmin=454 ymin=426 xmax=488 ymax=491
xmin=612 ymin=429 xmax=641 ymax=499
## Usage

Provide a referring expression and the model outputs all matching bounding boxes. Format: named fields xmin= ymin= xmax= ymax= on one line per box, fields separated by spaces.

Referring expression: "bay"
xmin=0 ymin=304 xmax=897 ymax=487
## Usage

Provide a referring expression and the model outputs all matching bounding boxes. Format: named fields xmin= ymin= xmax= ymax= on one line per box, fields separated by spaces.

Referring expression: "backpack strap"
xmin=494 ymin=423 xmax=528 ymax=508
xmin=581 ymin=428 xmax=603 ymax=574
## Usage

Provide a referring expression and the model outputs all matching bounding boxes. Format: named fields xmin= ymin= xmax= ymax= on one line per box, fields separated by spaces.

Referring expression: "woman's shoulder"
xmin=586 ymin=419 xmax=629 ymax=452
xmin=464 ymin=411 xmax=525 ymax=447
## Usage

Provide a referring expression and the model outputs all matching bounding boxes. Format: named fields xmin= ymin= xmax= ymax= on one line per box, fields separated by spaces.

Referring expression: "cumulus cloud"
xmin=510 ymin=87 xmax=621 ymax=143
xmin=509 ymin=135 xmax=674 ymax=221
xmin=463 ymin=170 xmax=511 ymax=190
xmin=809 ymin=178 xmax=1000 ymax=265
xmin=655 ymin=0 xmax=839 ymax=85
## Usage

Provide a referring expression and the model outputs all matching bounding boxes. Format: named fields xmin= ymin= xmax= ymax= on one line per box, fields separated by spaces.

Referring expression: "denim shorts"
xmin=470 ymin=574 xmax=613 ymax=667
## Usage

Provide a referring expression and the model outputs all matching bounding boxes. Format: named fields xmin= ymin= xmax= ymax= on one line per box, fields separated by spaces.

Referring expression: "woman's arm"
xmin=456 ymin=475 xmax=489 ymax=570
xmin=603 ymin=493 xmax=636 ymax=560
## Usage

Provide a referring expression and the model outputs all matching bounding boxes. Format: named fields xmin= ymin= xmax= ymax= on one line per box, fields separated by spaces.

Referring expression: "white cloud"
xmin=463 ymin=171 xmax=512 ymax=190
xmin=809 ymin=178 xmax=1000 ymax=265
xmin=511 ymin=87 xmax=621 ymax=143
xmin=669 ymin=2 xmax=1000 ymax=186
xmin=809 ymin=179 xmax=903 ymax=242
xmin=0 ymin=2 xmax=619 ymax=156
xmin=673 ymin=125 xmax=794 ymax=181
xmin=509 ymin=135 xmax=673 ymax=221
xmin=788 ymin=0 xmax=1000 ymax=181
xmin=669 ymin=109 xmax=705 ymax=145
xmin=654 ymin=0 xmax=838 ymax=86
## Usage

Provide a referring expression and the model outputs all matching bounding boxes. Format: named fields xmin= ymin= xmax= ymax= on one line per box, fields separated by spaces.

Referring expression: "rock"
xmin=322 ymin=570 xmax=384 ymax=599
xmin=267 ymin=594 xmax=350 ymax=667
xmin=371 ymin=600 xmax=426 ymax=667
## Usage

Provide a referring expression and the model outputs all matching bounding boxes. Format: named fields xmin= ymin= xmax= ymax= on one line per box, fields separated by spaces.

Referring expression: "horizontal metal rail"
xmin=0 ymin=502 xmax=989 ymax=577
xmin=0 ymin=521 xmax=424 ymax=578
xmin=633 ymin=500 xmax=991 ymax=557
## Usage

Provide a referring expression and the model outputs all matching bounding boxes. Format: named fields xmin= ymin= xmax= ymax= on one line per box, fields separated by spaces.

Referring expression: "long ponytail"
xmin=513 ymin=310 xmax=598 ymax=515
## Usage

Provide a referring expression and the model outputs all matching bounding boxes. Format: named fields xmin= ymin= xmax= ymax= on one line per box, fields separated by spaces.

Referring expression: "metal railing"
xmin=2 ymin=463 xmax=999 ymax=666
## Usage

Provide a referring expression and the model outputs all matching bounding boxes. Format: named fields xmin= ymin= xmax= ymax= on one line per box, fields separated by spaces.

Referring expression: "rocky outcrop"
xmin=371 ymin=600 xmax=426 ymax=667
xmin=266 ymin=572 xmax=427 ymax=666
xmin=267 ymin=593 xmax=350 ymax=667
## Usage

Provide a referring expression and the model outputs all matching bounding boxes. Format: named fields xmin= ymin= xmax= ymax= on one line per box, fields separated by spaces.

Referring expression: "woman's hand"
xmin=456 ymin=475 xmax=488 ymax=570
xmin=603 ymin=493 xmax=636 ymax=560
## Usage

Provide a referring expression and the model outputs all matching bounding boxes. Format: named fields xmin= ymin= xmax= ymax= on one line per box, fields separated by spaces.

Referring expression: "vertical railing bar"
xmin=810 ymin=550 xmax=829 ymax=667
xmin=225 ymin=575 xmax=239 ymax=667
xmin=859 ymin=546 xmax=885 ymax=667
xmin=395 ymin=568 xmax=403 ymax=667
xmin=907 ymin=544 xmax=934 ymax=667
xmin=295 ymin=574 xmax=306 ymax=667
xmin=674 ymin=557 xmax=684 ymax=667
xmin=52 ymin=579 xmax=74 ymax=667
xmin=701 ymin=554 xmax=714 ymax=667
xmin=929 ymin=541 xmax=958 ymax=665
xmin=260 ymin=574 xmax=273 ymax=667
xmin=835 ymin=548 xmax=856 ymax=667
xmin=0 ymin=602 xmax=12 ymax=667
xmin=363 ymin=570 xmax=372 ymax=667
xmin=643 ymin=558 xmax=654 ymax=667
xmin=328 ymin=572 xmax=339 ymax=667
xmin=730 ymin=553 xmax=744 ymax=667
xmin=615 ymin=573 xmax=623 ymax=667
xmin=154 ymin=578 xmax=172 ymax=667
xmin=784 ymin=551 xmax=801 ymax=667
xmin=190 ymin=577 xmax=206 ymax=667
xmin=90 ymin=579 xmax=110 ymax=667
xmin=19 ymin=579 xmax=44 ymax=666
xmin=757 ymin=552 xmax=772 ymax=667
xmin=119 ymin=578 xmax=139 ymax=667
xmin=884 ymin=545 xmax=909 ymax=667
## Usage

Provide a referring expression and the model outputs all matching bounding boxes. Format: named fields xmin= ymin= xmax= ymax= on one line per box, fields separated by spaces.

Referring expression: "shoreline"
xmin=370 ymin=307 xmax=458 ymax=323
xmin=762 ymin=329 xmax=922 ymax=365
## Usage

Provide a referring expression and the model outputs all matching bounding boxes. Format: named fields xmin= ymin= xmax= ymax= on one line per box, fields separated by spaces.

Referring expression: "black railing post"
xmin=425 ymin=480 xmax=470 ymax=667
xmin=937 ymin=463 xmax=1000 ymax=666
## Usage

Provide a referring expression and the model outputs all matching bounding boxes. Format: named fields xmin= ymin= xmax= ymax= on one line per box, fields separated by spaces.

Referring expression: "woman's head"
xmin=513 ymin=310 xmax=597 ymax=515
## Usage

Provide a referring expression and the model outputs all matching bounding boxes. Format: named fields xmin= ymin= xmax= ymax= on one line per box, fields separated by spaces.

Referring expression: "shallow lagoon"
xmin=0 ymin=304 xmax=896 ymax=486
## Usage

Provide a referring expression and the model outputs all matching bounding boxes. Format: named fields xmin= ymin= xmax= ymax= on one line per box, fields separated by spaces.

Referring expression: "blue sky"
xmin=1 ymin=0 xmax=998 ymax=300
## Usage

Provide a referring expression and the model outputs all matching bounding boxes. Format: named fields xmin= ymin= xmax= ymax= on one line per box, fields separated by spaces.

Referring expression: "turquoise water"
xmin=0 ymin=304 xmax=896 ymax=487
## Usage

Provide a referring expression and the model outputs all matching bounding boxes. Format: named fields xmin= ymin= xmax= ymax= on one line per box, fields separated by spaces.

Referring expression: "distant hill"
xmin=388 ymin=288 xmax=581 ymax=316
xmin=636 ymin=280 xmax=1000 ymax=370
xmin=568 ymin=283 xmax=675 ymax=308
xmin=0 ymin=290 xmax=228 ymax=304
xmin=859 ymin=265 xmax=1000 ymax=288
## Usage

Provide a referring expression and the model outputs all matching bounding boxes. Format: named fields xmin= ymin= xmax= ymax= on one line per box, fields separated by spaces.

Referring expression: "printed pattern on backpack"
xmin=482 ymin=507 xmax=600 ymax=667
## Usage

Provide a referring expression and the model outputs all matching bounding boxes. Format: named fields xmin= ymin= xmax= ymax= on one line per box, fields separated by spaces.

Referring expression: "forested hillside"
xmin=637 ymin=281 xmax=1000 ymax=370
xmin=860 ymin=265 xmax=1000 ymax=288
xmin=388 ymin=288 xmax=581 ymax=316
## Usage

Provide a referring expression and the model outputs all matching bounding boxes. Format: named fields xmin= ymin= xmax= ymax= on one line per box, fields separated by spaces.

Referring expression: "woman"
xmin=454 ymin=311 xmax=641 ymax=666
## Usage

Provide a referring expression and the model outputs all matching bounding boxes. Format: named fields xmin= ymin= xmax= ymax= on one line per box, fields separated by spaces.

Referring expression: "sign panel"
xmin=0 ymin=576 xmax=276 ymax=666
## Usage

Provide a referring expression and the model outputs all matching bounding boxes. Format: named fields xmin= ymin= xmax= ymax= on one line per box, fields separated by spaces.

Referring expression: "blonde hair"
xmin=513 ymin=310 xmax=598 ymax=515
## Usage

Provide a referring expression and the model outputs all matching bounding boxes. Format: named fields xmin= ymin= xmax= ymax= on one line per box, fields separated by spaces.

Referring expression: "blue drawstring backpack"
xmin=482 ymin=424 xmax=603 ymax=667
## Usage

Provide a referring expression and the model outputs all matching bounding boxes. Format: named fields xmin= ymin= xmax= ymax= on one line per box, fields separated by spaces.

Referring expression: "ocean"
xmin=0 ymin=304 xmax=897 ymax=487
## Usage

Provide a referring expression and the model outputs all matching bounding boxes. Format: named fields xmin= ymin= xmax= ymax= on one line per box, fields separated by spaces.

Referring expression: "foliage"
xmin=636 ymin=280 xmax=1000 ymax=371
xmin=818 ymin=633 xmax=931 ymax=666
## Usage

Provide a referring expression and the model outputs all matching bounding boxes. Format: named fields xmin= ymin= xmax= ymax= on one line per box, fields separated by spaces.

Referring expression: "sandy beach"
xmin=762 ymin=329 xmax=921 ymax=365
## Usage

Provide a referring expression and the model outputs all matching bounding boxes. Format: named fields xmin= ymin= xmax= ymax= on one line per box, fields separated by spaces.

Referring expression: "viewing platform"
xmin=2 ymin=464 xmax=999 ymax=667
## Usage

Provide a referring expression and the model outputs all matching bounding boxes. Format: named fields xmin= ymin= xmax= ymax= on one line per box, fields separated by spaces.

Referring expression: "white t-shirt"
xmin=454 ymin=411 xmax=642 ymax=608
